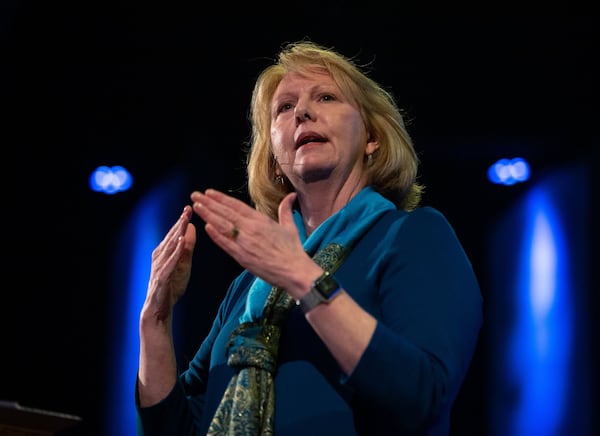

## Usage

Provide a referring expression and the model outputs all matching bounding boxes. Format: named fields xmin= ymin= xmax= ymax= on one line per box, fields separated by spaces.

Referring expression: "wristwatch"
xmin=296 ymin=271 xmax=342 ymax=313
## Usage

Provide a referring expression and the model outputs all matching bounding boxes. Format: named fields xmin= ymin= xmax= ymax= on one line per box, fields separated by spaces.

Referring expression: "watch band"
xmin=297 ymin=271 xmax=342 ymax=313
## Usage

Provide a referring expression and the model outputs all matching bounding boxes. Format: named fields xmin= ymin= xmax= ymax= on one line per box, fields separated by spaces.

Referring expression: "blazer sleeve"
xmin=345 ymin=207 xmax=483 ymax=431
xmin=135 ymin=271 xmax=252 ymax=435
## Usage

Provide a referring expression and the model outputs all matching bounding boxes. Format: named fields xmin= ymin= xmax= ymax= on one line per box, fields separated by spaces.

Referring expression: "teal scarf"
xmin=207 ymin=186 xmax=395 ymax=435
xmin=240 ymin=186 xmax=395 ymax=323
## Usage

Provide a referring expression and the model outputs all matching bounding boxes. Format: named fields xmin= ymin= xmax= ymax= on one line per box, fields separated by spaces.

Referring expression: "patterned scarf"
xmin=207 ymin=187 xmax=395 ymax=435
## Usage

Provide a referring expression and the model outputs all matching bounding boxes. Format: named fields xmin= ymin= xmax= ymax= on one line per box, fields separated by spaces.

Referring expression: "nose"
xmin=294 ymin=103 xmax=313 ymax=123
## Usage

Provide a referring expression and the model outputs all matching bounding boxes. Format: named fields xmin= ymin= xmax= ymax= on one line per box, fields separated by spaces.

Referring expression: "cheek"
xmin=270 ymin=125 xmax=288 ymax=156
xmin=340 ymin=114 xmax=369 ymax=149
xmin=344 ymin=112 xmax=367 ymax=137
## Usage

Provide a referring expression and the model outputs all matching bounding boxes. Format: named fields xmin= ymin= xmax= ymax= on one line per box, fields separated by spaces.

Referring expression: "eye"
xmin=319 ymin=94 xmax=336 ymax=102
xmin=277 ymin=102 xmax=294 ymax=114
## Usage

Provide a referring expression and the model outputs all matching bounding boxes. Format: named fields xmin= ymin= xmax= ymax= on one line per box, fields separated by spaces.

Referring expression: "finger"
xmin=278 ymin=192 xmax=298 ymax=231
xmin=192 ymin=191 xmax=255 ymax=241
xmin=172 ymin=205 xmax=193 ymax=233
xmin=157 ymin=205 xmax=193 ymax=252
xmin=181 ymin=221 xmax=197 ymax=251
xmin=167 ymin=224 xmax=196 ymax=272
xmin=192 ymin=196 xmax=234 ymax=236
xmin=191 ymin=191 xmax=232 ymax=221
xmin=204 ymin=222 xmax=239 ymax=256
xmin=194 ymin=189 xmax=255 ymax=219
xmin=158 ymin=223 xmax=196 ymax=280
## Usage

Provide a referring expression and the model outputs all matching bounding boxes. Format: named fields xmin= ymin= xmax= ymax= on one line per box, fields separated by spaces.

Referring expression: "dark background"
xmin=1 ymin=5 xmax=596 ymax=435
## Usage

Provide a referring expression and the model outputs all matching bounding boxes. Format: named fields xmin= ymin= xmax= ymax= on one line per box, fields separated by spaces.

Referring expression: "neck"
xmin=295 ymin=174 xmax=367 ymax=235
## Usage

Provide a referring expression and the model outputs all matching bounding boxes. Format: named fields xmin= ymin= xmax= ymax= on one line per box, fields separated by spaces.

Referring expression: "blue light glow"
xmin=89 ymin=165 xmax=133 ymax=194
xmin=104 ymin=173 xmax=186 ymax=435
xmin=104 ymin=196 xmax=162 ymax=435
xmin=508 ymin=186 xmax=572 ymax=435
xmin=488 ymin=157 xmax=531 ymax=185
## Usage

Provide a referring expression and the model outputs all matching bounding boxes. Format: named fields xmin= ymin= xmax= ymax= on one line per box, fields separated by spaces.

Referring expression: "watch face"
xmin=299 ymin=272 xmax=342 ymax=313
xmin=315 ymin=272 xmax=340 ymax=298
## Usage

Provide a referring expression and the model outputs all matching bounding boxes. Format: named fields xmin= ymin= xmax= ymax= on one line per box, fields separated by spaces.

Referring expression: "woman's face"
xmin=269 ymin=70 xmax=376 ymax=186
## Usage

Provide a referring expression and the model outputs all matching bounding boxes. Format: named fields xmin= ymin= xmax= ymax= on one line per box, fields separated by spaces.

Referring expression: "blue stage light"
xmin=89 ymin=165 xmax=133 ymax=194
xmin=488 ymin=157 xmax=531 ymax=185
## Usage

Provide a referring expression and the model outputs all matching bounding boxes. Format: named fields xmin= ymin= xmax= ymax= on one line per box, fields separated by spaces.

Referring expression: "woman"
xmin=136 ymin=40 xmax=483 ymax=435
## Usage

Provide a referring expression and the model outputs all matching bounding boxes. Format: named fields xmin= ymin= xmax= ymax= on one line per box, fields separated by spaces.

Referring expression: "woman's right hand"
xmin=142 ymin=205 xmax=197 ymax=322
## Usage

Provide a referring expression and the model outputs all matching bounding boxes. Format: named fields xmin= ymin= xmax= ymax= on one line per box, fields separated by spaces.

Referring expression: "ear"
xmin=365 ymin=139 xmax=380 ymax=156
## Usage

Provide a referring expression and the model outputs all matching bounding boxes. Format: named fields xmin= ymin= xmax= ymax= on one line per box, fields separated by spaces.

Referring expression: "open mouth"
xmin=296 ymin=134 xmax=327 ymax=148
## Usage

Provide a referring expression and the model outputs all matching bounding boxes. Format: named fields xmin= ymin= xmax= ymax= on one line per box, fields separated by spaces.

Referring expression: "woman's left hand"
xmin=190 ymin=189 xmax=315 ymax=292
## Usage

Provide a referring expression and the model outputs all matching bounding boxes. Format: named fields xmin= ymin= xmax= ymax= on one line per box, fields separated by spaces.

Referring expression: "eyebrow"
xmin=275 ymin=82 xmax=338 ymax=100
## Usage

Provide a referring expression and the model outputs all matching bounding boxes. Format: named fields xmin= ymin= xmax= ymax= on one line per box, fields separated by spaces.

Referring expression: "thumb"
xmin=278 ymin=192 xmax=298 ymax=230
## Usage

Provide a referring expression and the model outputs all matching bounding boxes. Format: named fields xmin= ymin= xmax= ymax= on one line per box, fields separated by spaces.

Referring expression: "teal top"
xmin=136 ymin=205 xmax=483 ymax=435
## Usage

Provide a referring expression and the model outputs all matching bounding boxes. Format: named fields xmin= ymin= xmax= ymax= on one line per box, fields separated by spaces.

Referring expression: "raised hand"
xmin=143 ymin=205 xmax=197 ymax=321
xmin=191 ymin=189 xmax=315 ymax=293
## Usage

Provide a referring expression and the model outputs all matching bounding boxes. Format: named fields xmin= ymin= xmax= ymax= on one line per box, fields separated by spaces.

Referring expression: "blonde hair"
xmin=246 ymin=40 xmax=424 ymax=220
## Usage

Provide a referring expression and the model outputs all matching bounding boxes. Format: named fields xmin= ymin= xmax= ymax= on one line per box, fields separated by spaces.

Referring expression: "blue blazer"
xmin=136 ymin=206 xmax=483 ymax=435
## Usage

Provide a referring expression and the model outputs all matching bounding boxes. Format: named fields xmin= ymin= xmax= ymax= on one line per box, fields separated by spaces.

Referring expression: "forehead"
xmin=274 ymin=70 xmax=337 ymax=96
